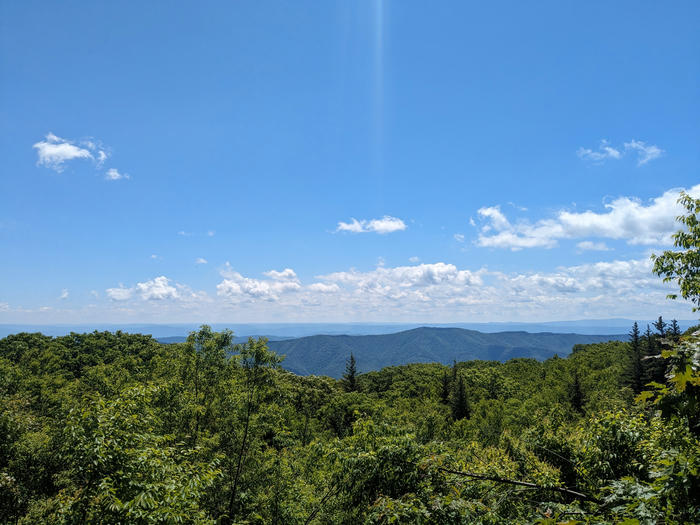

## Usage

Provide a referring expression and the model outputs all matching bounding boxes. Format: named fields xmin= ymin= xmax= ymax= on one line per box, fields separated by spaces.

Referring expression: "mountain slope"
xmin=266 ymin=327 xmax=625 ymax=377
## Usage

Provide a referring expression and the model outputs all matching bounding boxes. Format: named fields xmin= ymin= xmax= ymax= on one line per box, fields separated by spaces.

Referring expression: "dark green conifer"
xmin=440 ymin=369 xmax=451 ymax=404
xmin=450 ymin=374 xmax=470 ymax=420
xmin=628 ymin=321 xmax=644 ymax=394
xmin=343 ymin=353 xmax=358 ymax=392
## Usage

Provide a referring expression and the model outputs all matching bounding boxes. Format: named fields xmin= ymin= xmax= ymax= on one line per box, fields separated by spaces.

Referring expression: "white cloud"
xmin=624 ymin=140 xmax=664 ymax=166
xmin=0 ymin=302 xmax=9 ymax=311
xmin=207 ymin=230 xmax=215 ymax=237
xmin=33 ymin=252 xmax=691 ymax=323
xmin=409 ymin=256 xmax=420 ymax=263
xmin=178 ymin=231 xmax=192 ymax=236
xmin=59 ymin=289 xmax=69 ymax=300
xmin=336 ymin=215 xmax=407 ymax=234
xmin=105 ymin=276 xmax=205 ymax=304
xmin=34 ymin=133 xmax=93 ymax=172
xmin=150 ymin=254 xmax=159 ymax=260
xmin=576 ymin=241 xmax=611 ymax=252
xmin=577 ymin=139 xmax=621 ymax=163
xmin=217 ymin=264 xmax=301 ymax=301
xmin=34 ymin=132 xmax=124 ymax=177
xmin=454 ymin=233 xmax=465 ymax=243
xmin=308 ymin=282 xmax=340 ymax=293
xmin=136 ymin=276 xmax=179 ymax=300
xmin=578 ymin=139 xmax=663 ymax=166
xmin=105 ymin=168 xmax=129 ymax=181
xmin=476 ymin=184 xmax=700 ymax=250
xmin=106 ymin=284 xmax=134 ymax=301
xmin=96 ymin=150 xmax=108 ymax=167
xmin=90 ymin=290 xmax=99 ymax=298
xmin=195 ymin=257 xmax=208 ymax=265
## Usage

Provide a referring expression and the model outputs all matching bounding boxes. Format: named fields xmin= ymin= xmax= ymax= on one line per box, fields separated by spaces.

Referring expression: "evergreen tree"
xmin=642 ymin=323 xmax=666 ymax=386
xmin=343 ymin=353 xmax=358 ymax=392
xmin=439 ymin=369 xmax=451 ymax=404
xmin=653 ymin=316 xmax=667 ymax=337
xmin=569 ymin=369 xmax=584 ymax=413
xmin=670 ymin=319 xmax=681 ymax=342
xmin=627 ymin=321 xmax=644 ymax=394
xmin=450 ymin=374 xmax=470 ymax=420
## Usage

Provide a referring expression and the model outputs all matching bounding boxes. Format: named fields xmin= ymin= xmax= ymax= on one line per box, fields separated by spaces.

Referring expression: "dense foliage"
xmin=1 ymin=322 xmax=698 ymax=524
xmin=2 ymin=194 xmax=699 ymax=523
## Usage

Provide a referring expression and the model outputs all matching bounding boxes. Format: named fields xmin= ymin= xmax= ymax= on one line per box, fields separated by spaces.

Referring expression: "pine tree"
xmin=450 ymin=374 xmax=470 ymax=420
xmin=628 ymin=321 xmax=644 ymax=394
xmin=569 ymin=369 xmax=584 ymax=414
xmin=642 ymin=323 xmax=666 ymax=386
xmin=440 ymin=369 xmax=451 ymax=404
xmin=670 ymin=319 xmax=681 ymax=342
xmin=653 ymin=316 xmax=667 ymax=337
xmin=343 ymin=353 xmax=358 ymax=392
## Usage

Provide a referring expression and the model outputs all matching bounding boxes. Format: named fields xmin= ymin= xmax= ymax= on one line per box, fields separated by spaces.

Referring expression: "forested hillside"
xmin=1 ymin=321 xmax=698 ymax=523
xmin=264 ymin=327 xmax=625 ymax=377
xmin=1 ymin=194 xmax=699 ymax=523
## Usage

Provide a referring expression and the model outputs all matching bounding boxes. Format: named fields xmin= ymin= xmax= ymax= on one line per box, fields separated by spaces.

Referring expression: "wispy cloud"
xmin=576 ymin=241 xmax=611 ymax=252
xmin=105 ymin=168 xmax=129 ymax=181
xmin=476 ymin=184 xmax=700 ymax=250
xmin=336 ymin=215 xmax=407 ymax=234
xmin=453 ymin=233 xmax=465 ymax=243
xmin=59 ymin=288 xmax=69 ymax=300
xmin=624 ymin=140 xmax=664 ymax=166
xmin=577 ymin=139 xmax=663 ymax=166
xmin=577 ymin=139 xmax=621 ymax=163
xmin=33 ymin=132 xmax=127 ymax=179
xmin=195 ymin=257 xmax=208 ymax=265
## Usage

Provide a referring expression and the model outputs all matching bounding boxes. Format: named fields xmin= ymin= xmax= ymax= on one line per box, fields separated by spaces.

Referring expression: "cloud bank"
xmin=476 ymin=184 xmax=700 ymax=250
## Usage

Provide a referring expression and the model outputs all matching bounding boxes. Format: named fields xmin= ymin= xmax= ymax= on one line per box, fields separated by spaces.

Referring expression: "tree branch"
xmin=438 ymin=467 xmax=600 ymax=503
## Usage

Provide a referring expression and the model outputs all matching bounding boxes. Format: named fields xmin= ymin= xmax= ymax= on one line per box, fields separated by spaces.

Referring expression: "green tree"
xmin=652 ymin=191 xmax=700 ymax=310
xmin=450 ymin=374 xmax=470 ymax=421
xmin=439 ymin=369 xmax=451 ymax=404
xmin=343 ymin=353 xmax=358 ymax=393
xmin=628 ymin=322 xmax=644 ymax=394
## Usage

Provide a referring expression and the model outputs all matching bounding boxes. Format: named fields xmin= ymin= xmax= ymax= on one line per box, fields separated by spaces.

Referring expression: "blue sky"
xmin=1 ymin=1 xmax=699 ymax=323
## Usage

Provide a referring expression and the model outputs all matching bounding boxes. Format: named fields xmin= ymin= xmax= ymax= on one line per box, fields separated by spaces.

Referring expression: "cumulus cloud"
xmin=105 ymin=168 xmax=129 ymax=181
xmin=336 ymin=215 xmax=407 ymax=234
xmin=34 ymin=133 xmax=93 ymax=172
xmin=217 ymin=264 xmax=301 ymax=301
xmin=577 ymin=139 xmax=663 ymax=165
xmin=59 ymin=289 xmax=69 ymax=300
xmin=476 ymin=184 xmax=700 ymax=250
xmin=106 ymin=276 xmax=202 ymax=302
xmin=0 ymin=302 xmax=9 ymax=311
xmin=33 ymin=132 xmax=124 ymax=178
xmin=136 ymin=276 xmax=179 ymax=300
xmin=85 ymin=253 xmax=690 ymax=322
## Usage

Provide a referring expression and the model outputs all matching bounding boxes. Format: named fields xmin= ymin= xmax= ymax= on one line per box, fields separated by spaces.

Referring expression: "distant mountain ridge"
xmin=1 ymin=318 xmax=691 ymax=338
xmin=263 ymin=327 xmax=625 ymax=378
